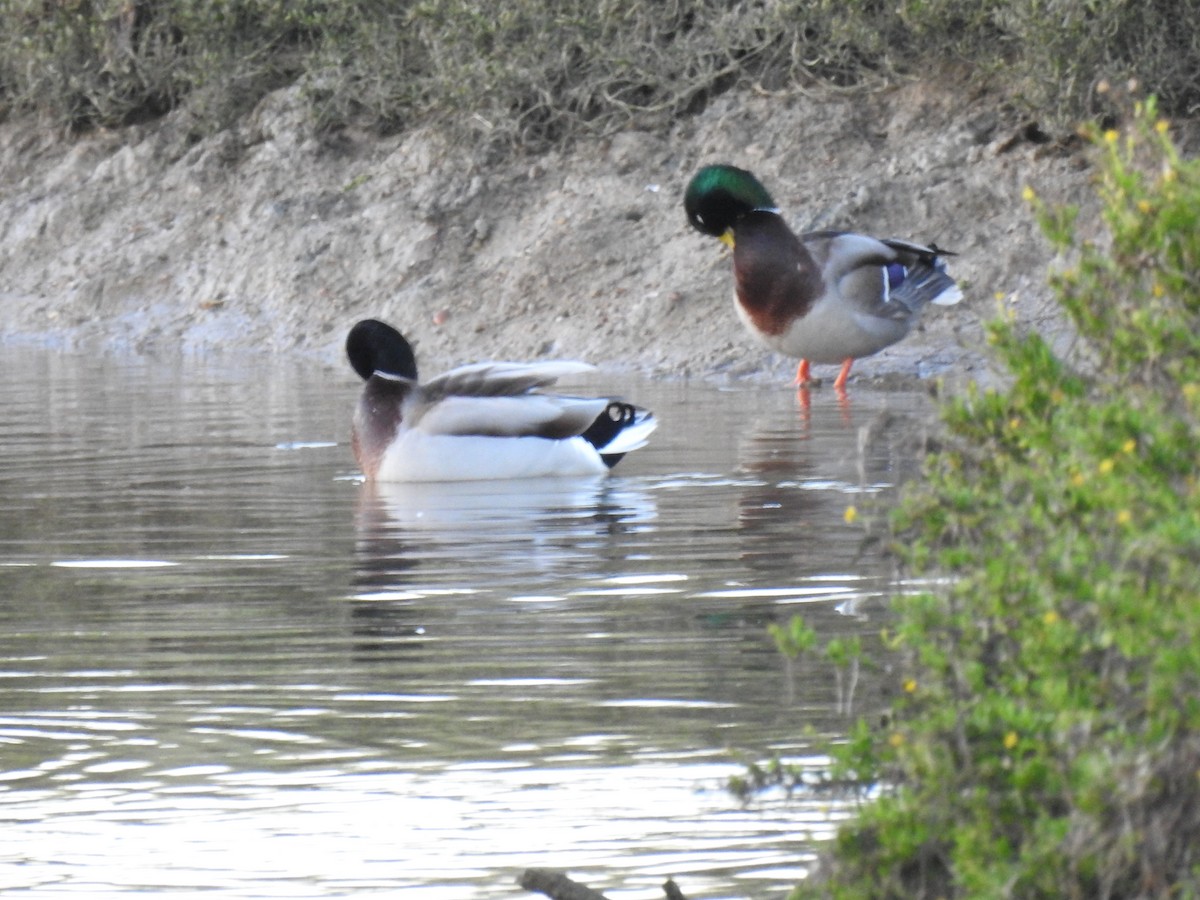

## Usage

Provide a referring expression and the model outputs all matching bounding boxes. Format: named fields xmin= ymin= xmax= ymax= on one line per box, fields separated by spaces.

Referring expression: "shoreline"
xmin=0 ymin=78 xmax=1094 ymax=386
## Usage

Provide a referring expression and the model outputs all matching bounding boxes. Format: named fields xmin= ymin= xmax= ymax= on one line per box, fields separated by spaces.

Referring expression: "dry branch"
xmin=517 ymin=869 xmax=690 ymax=900
xmin=517 ymin=869 xmax=609 ymax=900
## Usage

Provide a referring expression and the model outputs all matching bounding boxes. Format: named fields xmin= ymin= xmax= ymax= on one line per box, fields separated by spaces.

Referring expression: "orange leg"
xmin=833 ymin=358 xmax=854 ymax=390
xmin=793 ymin=359 xmax=812 ymax=386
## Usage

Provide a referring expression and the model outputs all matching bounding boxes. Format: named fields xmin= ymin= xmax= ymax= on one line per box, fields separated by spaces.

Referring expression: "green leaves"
xmin=4 ymin=1 xmax=1200 ymax=151
xmin=803 ymin=100 xmax=1200 ymax=897
xmin=768 ymin=614 xmax=818 ymax=659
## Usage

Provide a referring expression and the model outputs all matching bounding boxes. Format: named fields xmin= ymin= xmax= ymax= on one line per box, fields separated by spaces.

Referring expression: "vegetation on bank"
xmin=2 ymin=0 xmax=1199 ymax=149
xmin=9 ymin=4 xmax=1200 ymax=897
xmin=765 ymin=99 xmax=1200 ymax=898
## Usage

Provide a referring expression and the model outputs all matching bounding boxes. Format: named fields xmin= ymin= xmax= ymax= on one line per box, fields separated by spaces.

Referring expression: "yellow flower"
xmin=903 ymin=678 xmax=918 ymax=694
xmin=1156 ymin=119 xmax=1170 ymax=135
xmin=1043 ymin=610 xmax=1060 ymax=626
xmin=1008 ymin=417 xmax=1021 ymax=431
xmin=1071 ymin=472 xmax=1086 ymax=487
xmin=889 ymin=732 xmax=906 ymax=748
xmin=1153 ymin=282 xmax=1166 ymax=299
xmin=1122 ymin=439 xmax=1136 ymax=454
xmin=1098 ymin=458 xmax=1115 ymax=475
xmin=1103 ymin=129 xmax=1120 ymax=144
xmin=1116 ymin=509 xmax=1132 ymax=526
xmin=1021 ymin=185 xmax=1037 ymax=203
xmin=1137 ymin=199 xmax=1152 ymax=214
xmin=843 ymin=505 xmax=858 ymax=524
xmin=1004 ymin=732 xmax=1019 ymax=750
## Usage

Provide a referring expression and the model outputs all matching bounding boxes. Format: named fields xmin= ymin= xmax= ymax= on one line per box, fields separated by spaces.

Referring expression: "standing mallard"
xmin=684 ymin=164 xmax=962 ymax=389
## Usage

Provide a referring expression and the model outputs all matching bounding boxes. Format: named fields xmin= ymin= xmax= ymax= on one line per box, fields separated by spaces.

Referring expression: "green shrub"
xmin=0 ymin=0 xmax=315 ymax=130
xmin=794 ymin=97 xmax=1200 ymax=899
xmin=2 ymin=1 xmax=1200 ymax=149
xmin=899 ymin=0 xmax=1200 ymax=116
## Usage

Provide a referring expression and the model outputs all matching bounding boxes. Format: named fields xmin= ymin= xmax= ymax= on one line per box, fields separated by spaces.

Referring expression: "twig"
xmin=517 ymin=869 xmax=690 ymax=900
xmin=517 ymin=869 xmax=609 ymax=900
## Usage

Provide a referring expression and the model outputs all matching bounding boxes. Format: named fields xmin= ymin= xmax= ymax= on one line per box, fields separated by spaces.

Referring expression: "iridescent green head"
xmin=684 ymin=164 xmax=778 ymax=244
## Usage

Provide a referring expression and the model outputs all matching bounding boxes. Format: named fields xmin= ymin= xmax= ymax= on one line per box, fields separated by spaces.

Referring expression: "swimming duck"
xmin=684 ymin=164 xmax=962 ymax=389
xmin=346 ymin=319 xmax=657 ymax=482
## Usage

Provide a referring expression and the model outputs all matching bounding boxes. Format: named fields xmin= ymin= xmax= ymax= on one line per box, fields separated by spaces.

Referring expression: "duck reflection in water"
xmin=738 ymin=396 xmax=931 ymax=537
xmin=347 ymin=477 xmax=658 ymax=659
xmin=732 ymin=395 xmax=934 ymax=714
xmin=735 ymin=399 xmax=924 ymax=572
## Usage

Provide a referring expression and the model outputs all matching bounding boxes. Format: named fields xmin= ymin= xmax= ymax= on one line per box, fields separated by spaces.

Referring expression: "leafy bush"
xmin=0 ymin=0 xmax=314 ymax=130
xmin=2 ymin=0 xmax=1200 ymax=149
xmin=899 ymin=0 xmax=1200 ymax=117
xmin=793 ymin=98 xmax=1200 ymax=898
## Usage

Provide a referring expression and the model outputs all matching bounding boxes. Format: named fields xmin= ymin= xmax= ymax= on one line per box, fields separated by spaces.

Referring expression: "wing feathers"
xmin=414 ymin=395 xmax=610 ymax=439
xmin=422 ymin=361 xmax=596 ymax=399
xmin=805 ymin=232 xmax=954 ymax=276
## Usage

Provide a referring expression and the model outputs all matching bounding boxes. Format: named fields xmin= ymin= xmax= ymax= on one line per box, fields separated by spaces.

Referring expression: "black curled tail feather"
xmin=582 ymin=402 xmax=636 ymax=465
xmin=582 ymin=401 xmax=655 ymax=469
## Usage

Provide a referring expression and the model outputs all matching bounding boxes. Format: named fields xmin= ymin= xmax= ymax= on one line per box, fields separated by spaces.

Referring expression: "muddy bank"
xmin=0 ymin=78 xmax=1095 ymax=386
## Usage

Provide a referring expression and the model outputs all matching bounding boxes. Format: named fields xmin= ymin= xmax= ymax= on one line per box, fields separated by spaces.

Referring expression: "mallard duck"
xmin=346 ymin=319 xmax=657 ymax=482
xmin=684 ymin=164 xmax=962 ymax=389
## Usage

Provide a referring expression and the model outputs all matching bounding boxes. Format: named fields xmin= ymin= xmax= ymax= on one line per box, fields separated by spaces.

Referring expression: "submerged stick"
xmin=517 ymin=869 xmax=690 ymax=900
xmin=517 ymin=869 xmax=609 ymax=900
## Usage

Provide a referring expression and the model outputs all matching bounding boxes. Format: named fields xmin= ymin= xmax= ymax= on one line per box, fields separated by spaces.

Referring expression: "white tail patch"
xmin=598 ymin=412 xmax=658 ymax=456
xmin=932 ymin=284 xmax=964 ymax=306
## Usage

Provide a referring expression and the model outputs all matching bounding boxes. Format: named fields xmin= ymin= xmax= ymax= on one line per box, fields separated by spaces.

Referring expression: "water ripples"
xmin=0 ymin=349 xmax=934 ymax=897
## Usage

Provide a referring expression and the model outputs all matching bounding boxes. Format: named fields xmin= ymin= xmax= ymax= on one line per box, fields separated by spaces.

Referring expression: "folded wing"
xmin=413 ymin=394 xmax=608 ymax=439
xmin=422 ymin=361 xmax=597 ymax=398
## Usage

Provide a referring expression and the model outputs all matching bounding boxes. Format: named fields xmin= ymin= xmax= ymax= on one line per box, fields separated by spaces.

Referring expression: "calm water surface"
xmin=0 ymin=348 xmax=935 ymax=898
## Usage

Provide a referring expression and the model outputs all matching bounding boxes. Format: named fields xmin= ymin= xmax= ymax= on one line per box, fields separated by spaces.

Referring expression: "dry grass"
xmin=2 ymin=0 xmax=1199 ymax=149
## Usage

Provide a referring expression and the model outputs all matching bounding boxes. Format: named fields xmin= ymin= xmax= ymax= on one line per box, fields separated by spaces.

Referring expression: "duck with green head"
xmin=684 ymin=164 xmax=962 ymax=389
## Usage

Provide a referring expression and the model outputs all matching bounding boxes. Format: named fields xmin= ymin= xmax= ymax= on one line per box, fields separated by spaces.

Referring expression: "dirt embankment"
xmin=0 ymin=77 xmax=1095 ymax=385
